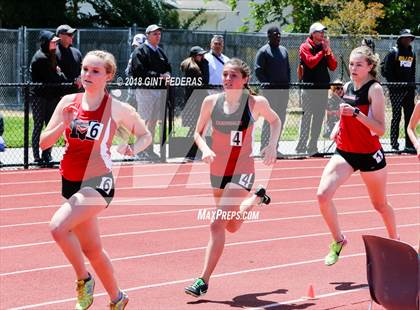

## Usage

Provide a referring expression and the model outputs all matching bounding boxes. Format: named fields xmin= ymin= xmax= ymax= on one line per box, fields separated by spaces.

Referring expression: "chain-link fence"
xmin=1 ymin=27 xmax=419 ymax=85
xmin=0 ymin=82 xmax=418 ymax=167
xmin=0 ymin=27 xmax=419 ymax=167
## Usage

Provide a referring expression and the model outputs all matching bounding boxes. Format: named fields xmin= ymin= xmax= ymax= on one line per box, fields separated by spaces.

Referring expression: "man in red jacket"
xmin=296 ymin=22 xmax=337 ymax=155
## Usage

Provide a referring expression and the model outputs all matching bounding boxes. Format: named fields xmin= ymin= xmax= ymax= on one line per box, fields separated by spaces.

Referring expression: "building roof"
xmin=164 ymin=0 xmax=232 ymax=12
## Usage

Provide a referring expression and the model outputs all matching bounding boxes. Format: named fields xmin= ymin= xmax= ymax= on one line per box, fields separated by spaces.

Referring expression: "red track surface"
xmin=1 ymin=156 xmax=419 ymax=309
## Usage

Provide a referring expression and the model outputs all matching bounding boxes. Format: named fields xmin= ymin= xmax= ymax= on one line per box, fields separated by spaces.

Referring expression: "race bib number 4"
xmin=238 ymin=173 xmax=254 ymax=189
xmin=231 ymin=130 xmax=243 ymax=146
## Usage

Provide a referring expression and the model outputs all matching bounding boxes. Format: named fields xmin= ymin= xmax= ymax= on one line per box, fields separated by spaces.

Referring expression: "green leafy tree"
xmin=0 ymin=0 xmax=67 ymax=28
xmin=375 ymin=0 xmax=419 ymax=35
xmin=83 ymin=0 xmax=180 ymax=28
xmin=316 ymin=0 xmax=384 ymax=46
xmin=0 ymin=0 xmax=205 ymax=29
xmin=228 ymin=0 xmax=418 ymax=35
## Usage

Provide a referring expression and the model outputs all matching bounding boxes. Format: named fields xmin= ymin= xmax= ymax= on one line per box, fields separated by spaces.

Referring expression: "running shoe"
xmin=324 ymin=236 xmax=347 ymax=266
xmin=75 ymin=274 xmax=95 ymax=310
xmin=185 ymin=278 xmax=208 ymax=297
xmin=255 ymin=185 xmax=271 ymax=205
xmin=109 ymin=291 xmax=129 ymax=310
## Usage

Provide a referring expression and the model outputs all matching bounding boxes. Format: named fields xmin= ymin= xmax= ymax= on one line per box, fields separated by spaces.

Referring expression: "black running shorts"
xmin=62 ymin=172 xmax=115 ymax=206
xmin=210 ymin=173 xmax=255 ymax=191
xmin=336 ymin=148 xmax=386 ymax=172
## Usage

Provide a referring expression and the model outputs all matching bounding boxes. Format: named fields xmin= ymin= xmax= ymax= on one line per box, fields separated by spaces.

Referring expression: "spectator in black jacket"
xmin=255 ymin=26 xmax=290 ymax=156
xmin=56 ymin=24 xmax=83 ymax=95
xmin=131 ymin=24 xmax=171 ymax=161
xmin=382 ymin=29 xmax=416 ymax=153
xmin=30 ymin=30 xmax=67 ymax=166
xmin=180 ymin=46 xmax=209 ymax=159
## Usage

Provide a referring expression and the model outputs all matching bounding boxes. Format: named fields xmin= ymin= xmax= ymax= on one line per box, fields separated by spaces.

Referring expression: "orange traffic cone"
xmin=307 ymin=284 xmax=315 ymax=299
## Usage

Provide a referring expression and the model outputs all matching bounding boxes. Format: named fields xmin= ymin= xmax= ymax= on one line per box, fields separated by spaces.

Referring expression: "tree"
xmin=0 ymin=0 xmax=67 ymax=28
xmin=0 ymin=0 xmax=205 ymax=29
xmin=228 ymin=0 xmax=418 ymax=35
xmin=375 ymin=0 xmax=419 ymax=35
xmin=317 ymin=0 xmax=384 ymax=39
xmin=83 ymin=0 xmax=180 ymax=28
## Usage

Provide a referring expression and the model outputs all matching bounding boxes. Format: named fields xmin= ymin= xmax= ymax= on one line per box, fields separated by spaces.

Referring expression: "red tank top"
xmin=336 ymin=80 xmax=382 ymax=153
xmin=210 ymin=92 xmax=255 ymax=176
xmin=60 ymin=92 xmax=117 ymax=181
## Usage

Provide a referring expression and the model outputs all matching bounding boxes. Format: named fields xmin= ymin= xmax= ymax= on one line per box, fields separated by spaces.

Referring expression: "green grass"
xmin=3 ymin=112 xmax=419 ymax=148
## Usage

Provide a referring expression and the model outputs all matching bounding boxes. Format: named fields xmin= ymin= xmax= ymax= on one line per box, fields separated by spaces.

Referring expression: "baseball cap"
xmin=190 ymin=46 xmax=206 ymax=56
xmin=398 ymin=29 xmax=415 ymax=41
xmin=145 ymin=24 xmax=162 ymax=34
xmin=267 ymin=26 xmax=280 ymax=35
xmin=309 ymin=22 xmax=327 ymax=34
xmin=56 ymin=24 xmax=77 ymax=36
xmin=132 ymin=33 xmax=146 ymax=46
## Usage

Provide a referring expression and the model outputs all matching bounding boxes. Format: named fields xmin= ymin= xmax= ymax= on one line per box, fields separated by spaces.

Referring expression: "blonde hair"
xmin=350 ymin=46 xmax=380 ymax=79
xmin=84 ymin=50 xmax=117 ymax=79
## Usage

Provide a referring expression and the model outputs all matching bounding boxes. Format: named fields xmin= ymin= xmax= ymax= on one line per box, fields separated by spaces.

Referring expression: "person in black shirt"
xmin=30 ymin=30 xmax=67 ymax=166
xmin=56 ymin=24 xmax=83 ymax=95
xmin=255 ymin=26 xmax=290 ymax=157
xmin=382 ymin=29 xmax=416 ymax=153
xmin=131 ymin=24 xmax=172 ymax=161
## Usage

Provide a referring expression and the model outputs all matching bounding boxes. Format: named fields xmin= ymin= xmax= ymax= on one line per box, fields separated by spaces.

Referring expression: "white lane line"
xmin=0 ymin=223 xmax=420 ymax=277
xmin=9 ymin=242 xmax=419 ymax=310
xmin=1 ymin=203 xmax=418 ymax=229
xmin=1 ymin=176 xmax=419 ymax=207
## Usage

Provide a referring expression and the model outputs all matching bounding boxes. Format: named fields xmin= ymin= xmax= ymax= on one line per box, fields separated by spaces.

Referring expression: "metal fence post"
xmin=23 ymin=84 xmax=30 ymax=169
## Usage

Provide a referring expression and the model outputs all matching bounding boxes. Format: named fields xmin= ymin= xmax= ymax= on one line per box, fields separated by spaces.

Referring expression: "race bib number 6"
xmin=97 ymin=177 xmax=113 ymax=195
xmin=86 ymin=121 xmax=104 ymax=140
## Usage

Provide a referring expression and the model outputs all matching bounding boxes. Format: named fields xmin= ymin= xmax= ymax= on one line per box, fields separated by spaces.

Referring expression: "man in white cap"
xmin=131 ymin=24 xmax=171 ymax=161
xmin=124 ymin=33 xmax=147 ymax=107
xmin=55 ymin=24 xmax=83 ymax=94
xmin=296 ymin=22 xmax=337 ymax=156
xmin=382 ymin=29 xmax=416 ymax=153
xmin=125 ymin=33 xmax=146 ymax=76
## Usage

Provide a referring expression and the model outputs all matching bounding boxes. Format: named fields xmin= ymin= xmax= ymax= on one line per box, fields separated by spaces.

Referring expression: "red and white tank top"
xmin=210 ymin=92 xmax=255 ymax=176
xmin=60 ymin=92 xmax=117 ymax=181
xmin=336 ymin=80 xmax=382 ymax=153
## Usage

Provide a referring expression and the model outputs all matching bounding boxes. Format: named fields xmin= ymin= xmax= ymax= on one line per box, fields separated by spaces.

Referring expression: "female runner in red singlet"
xmin=40 ymin=50 xmax=152 ymax=309
xmin=185 ymin=58 xmax=281 ymax=297
xmin=317 ymin=46 xmax=398 ymax=266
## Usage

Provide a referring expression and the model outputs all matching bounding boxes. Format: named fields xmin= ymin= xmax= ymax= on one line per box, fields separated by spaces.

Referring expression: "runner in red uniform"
xmin=185 ymin=58 xmax=281 ymax=297
xmin=317 ymin=46 xmax=398 ymax=266
xmin=40 ymin=50 xmax=152 ymax=309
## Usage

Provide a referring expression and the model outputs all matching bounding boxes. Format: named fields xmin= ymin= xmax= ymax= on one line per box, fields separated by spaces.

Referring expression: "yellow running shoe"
xmin=324 ymin=236 xmax=347 ymax=266
xmin=109 ymin=291 xmax=129 ymax=310
xmin=75 ymin=274 xmax=95 ymax=310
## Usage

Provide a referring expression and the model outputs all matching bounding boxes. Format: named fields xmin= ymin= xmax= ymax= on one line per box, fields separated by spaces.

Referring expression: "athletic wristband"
xmin=352 ymin=108 xmax=360 ymax=118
